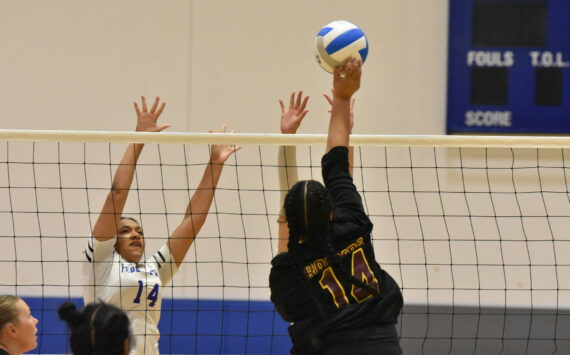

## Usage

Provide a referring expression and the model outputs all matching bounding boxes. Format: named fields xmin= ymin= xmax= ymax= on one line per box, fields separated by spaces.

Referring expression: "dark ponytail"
xmin=58 ymin=302 xmax=131 ymax=355
xmin=285 ymin=180 xmax=331 ymax=249
xmin=285 ymin=181 xmax=329 ymax=317
xmin=285 ymin=180 xmax=378 ymax=317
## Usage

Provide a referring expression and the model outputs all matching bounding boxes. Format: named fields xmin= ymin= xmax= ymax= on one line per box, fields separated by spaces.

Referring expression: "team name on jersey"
xmin=304 ymin=237 xmax=365 ymax=279
xmin=121 ymin=263 xmax=159 ymax=277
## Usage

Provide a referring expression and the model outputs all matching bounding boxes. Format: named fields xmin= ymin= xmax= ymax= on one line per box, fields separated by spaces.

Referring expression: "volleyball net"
xmin=1 ymin=130 xmax=569 ymax=354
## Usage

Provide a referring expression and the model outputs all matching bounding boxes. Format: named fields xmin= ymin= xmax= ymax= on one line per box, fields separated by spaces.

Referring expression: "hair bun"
xmin=58 ymin=302 xmax=83 ymax=327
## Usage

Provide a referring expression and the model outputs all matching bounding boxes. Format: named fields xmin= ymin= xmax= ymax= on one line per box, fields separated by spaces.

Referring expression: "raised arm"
xmin=324 ymin=92 xmax=356 ymax=176
xmin=168 ymin=125 xmax=240 ymax=266
xmin=321 ymin=59 xmax=369 ymax=226
xmin=326 ymin=58 xmax=361 ymax=153
xmin=277 ymin=91 xmax=309 ymax=253
xmin=92 ymin=97 xmax=168 ymax=241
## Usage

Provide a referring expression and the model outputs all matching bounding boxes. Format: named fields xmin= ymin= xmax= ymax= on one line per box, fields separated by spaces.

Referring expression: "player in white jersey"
xmin=82 ymin=96 xmax=240 ymax=354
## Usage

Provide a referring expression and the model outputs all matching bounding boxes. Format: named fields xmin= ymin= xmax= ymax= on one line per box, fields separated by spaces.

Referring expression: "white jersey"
xmin=83 ymin=237 xmax=178 ymax=355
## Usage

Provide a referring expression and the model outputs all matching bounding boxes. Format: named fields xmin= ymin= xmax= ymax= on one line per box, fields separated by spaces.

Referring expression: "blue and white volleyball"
xmin=314 ymin=20 xmax=368 ymax=73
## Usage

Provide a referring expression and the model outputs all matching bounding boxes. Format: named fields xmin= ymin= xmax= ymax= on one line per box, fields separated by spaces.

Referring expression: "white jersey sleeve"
xmin=84 ymin=236 xmax=116 ymax=263
xmin=151 ymin=243 xmax=179 ymax=286
xmin=83 ymin=236 xmax=117 ymax=304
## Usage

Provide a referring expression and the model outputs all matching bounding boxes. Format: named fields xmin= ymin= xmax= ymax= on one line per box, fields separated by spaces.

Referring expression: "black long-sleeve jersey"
xmin=269 ymin=146 xmax=403 ymax=354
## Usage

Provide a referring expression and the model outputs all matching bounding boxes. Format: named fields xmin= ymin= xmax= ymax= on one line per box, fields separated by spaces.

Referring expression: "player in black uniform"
xmin=269 ymin=58 xmax=403 ymax=355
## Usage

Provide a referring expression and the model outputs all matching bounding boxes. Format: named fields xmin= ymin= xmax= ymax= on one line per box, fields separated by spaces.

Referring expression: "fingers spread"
xmin=333 ymin=67 xmax=342 ymax=81
xmin=141 ymin=96 xmax=148 ymax=112
xmin=155 ymin=102 xmax=166 ymax=118
xmin=345 ymin=58 xmax=354 ymax=76
xmin=300 ymin=95 xmax=309 ymax=111
xmin=295 ymin=91 xmax=303 ymax=108
xmin=134 ymin=102 xmax=142 ymax=116
xmin=350 ymin=58 xmax=362 ymax=77
xmin=150 ymin=96 xmax=160 ymax=113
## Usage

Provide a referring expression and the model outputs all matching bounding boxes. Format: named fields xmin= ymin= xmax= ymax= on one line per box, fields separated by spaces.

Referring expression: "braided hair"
xmin=58 ymin=302 xmax=131 ymax=355
xmin=285 ymin=180 xmax=379 ymax=316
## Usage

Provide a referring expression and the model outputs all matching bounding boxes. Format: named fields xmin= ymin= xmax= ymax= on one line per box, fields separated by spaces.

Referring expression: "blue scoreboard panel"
xmin=447 ymin=0 xmax=570 ymax=133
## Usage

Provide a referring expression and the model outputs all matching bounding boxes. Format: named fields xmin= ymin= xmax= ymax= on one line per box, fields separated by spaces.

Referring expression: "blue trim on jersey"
xmin=325 ymin=28 xmax=365 ymax=55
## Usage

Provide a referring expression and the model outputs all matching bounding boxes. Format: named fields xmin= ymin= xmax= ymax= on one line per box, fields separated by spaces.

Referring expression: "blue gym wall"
xmin=24 ymin=297 xmax=292 ymax=354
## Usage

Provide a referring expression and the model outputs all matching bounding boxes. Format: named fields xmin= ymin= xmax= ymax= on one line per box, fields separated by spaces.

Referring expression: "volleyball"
xmin=314 ymin=20 xmax=369 ymax=73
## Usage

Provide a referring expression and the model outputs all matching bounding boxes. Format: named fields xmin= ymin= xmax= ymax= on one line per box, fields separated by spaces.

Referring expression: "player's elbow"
xmin=110 ymin=184 xmax=129 ymax=199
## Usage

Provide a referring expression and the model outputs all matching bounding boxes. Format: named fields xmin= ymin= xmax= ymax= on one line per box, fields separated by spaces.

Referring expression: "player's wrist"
xmin=209 ymin=157 xmax=225 ymax=166
xmin=280 ymin=124 xmax=298 ymax=134
xmin=332 ymin=93 xmax=353 ymax=102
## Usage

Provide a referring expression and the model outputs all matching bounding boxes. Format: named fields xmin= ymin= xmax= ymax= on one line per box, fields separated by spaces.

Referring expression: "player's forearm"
xmin=168 ymin=159 xmax=222 ymax=263
xmin=276 ymin=145 xmax=297 ymax=253
xmin=278 ymin=145 xmax=298 ymax=219
xmin=278 ymin=146 xmax=299 ymax=187
xmin=93 ymin=143 xmax=143 ymax=239
xmin=182 ymin=159 xmax=223 ymax=226
xmin=277 ymin=223 xmax=289 ymax=253
xmin=326 ymin=97 xmax=351 ymax=152
xmin=111 ymin=143 xmax=143 ymax=192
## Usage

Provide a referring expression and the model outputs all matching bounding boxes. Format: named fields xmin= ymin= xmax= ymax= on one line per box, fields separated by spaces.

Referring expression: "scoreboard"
xmin=447 ymin=0 xmax=570 ymax=133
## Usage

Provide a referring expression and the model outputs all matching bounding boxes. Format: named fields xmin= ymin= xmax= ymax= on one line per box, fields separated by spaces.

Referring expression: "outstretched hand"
xmin=279 ymin=91 xmax=309 ymax=134
xmin=333 ymin=58 xmax=362 ymax=100
xmin=324 ymin=90 xmax=355 ymax=133
xmin=210 ymin=124 xmax=241 ymax=164
xmin=134 ymin=96 xmax=170 ymax=132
